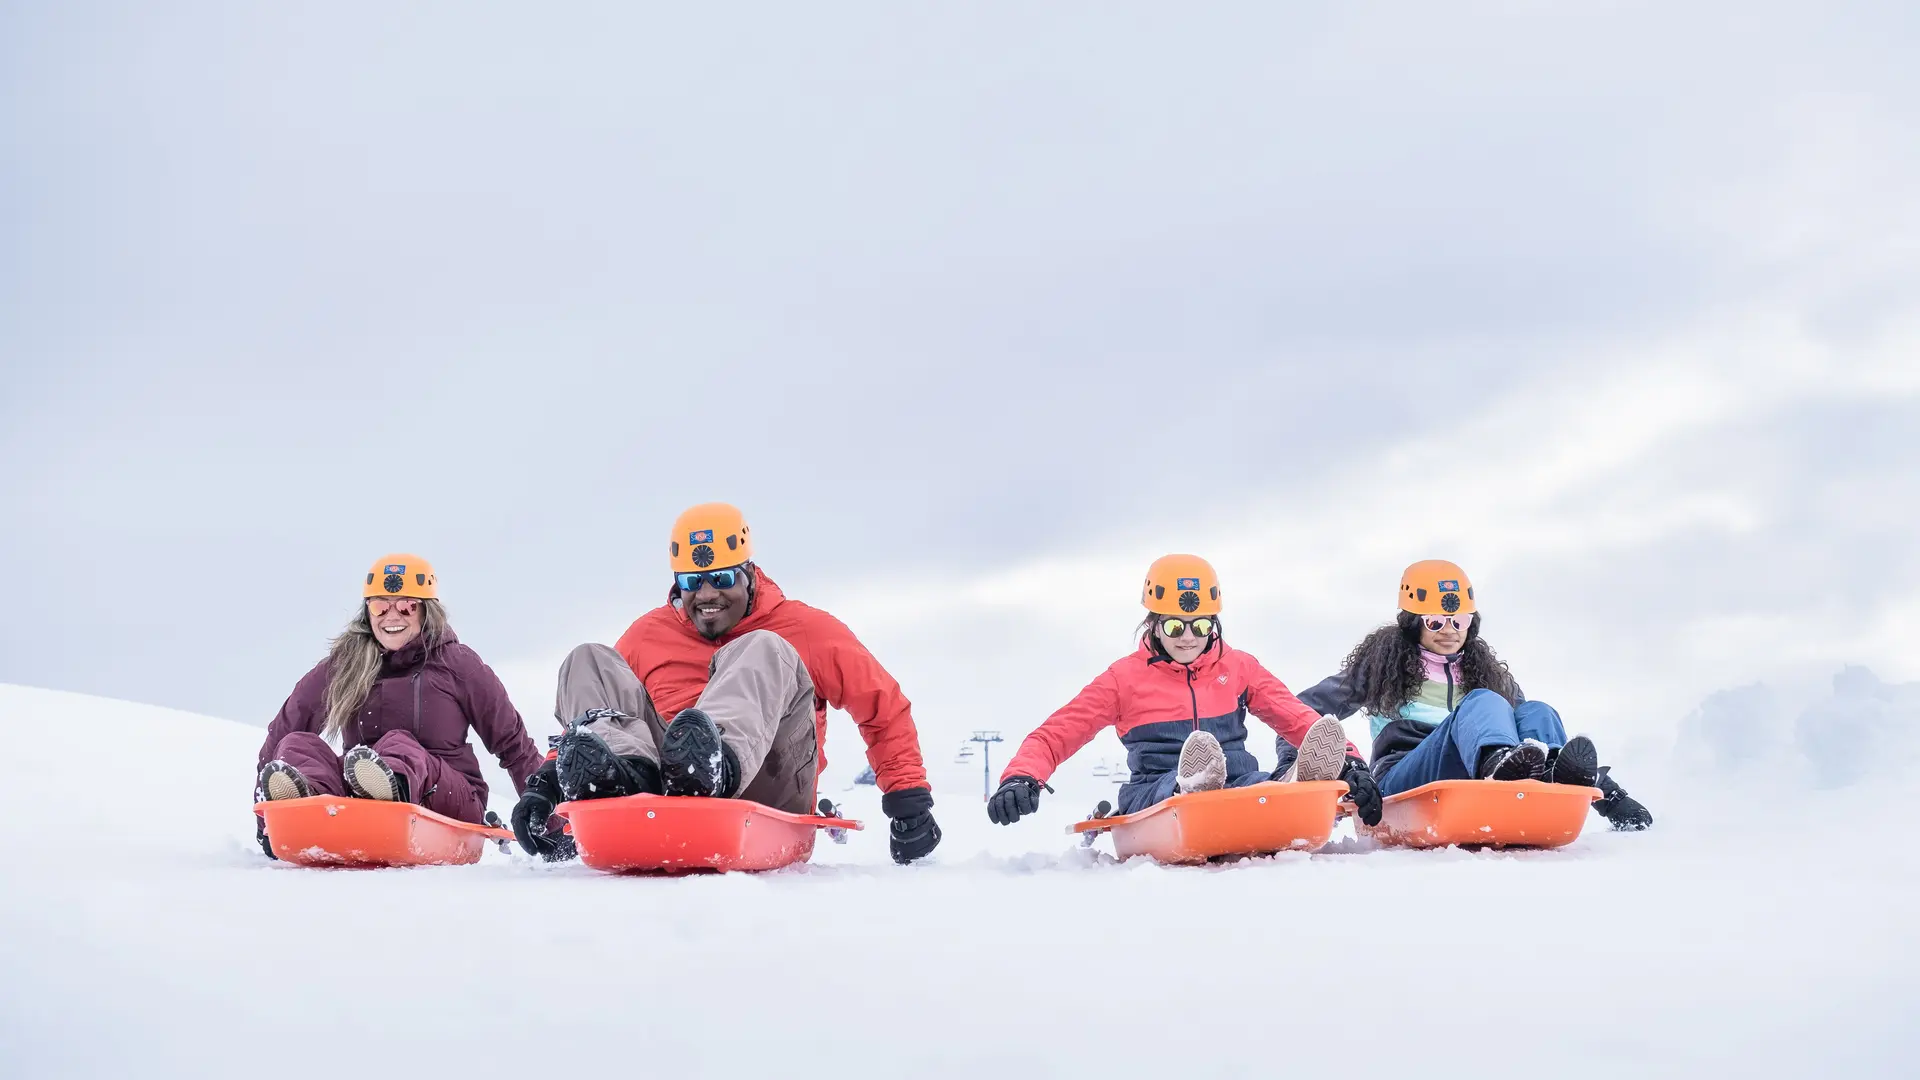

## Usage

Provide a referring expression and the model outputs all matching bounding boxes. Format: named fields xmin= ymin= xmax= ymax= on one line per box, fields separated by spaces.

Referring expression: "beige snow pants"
xmin=554 ymin=630 xmax=819 ymax=814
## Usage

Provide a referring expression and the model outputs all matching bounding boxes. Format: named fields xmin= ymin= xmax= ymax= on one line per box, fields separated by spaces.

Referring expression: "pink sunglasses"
xmin=1422 ymin=614 xmax=1472 ymax=632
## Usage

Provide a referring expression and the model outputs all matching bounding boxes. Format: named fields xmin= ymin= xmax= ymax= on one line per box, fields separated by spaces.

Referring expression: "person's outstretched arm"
xmin=448 ymin=645 xmax=547 ymax=797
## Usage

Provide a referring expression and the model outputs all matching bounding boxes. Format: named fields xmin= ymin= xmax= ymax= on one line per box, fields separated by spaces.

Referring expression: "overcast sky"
xmin=4 ymin=4 xmax=1915 ymax=790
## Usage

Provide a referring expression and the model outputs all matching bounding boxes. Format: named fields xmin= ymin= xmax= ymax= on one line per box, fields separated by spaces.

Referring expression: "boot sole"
xmin=344 ymin=748 xmax=401 ymax=801
xmin=261 ymin=762 xmax=311 ymax=801
xmin=1552 ymin=735 xmax=1599 ymax=787
xmin=661 ymin=711 xmax=725 ymax=797
xmin=1486 ymin=742 xmax=1548 ymax=781
xmin=557 ymin=729 xmax=626 ymax=801
xmin=1175 ymin=731 xmax=1227 ymax=794
xmin=1290 ymin=716 xmax=1348 ymax=783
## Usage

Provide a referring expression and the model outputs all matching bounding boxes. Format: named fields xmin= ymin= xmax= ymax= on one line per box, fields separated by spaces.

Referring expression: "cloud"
xmin=1678 ymin=666 xmax=1920 ymax=790
xmin=1 ymin=4 xmax=1917 ymax=752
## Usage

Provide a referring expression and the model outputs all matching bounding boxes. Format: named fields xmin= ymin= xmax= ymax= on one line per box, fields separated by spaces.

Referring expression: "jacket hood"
xmin=1138 ymin=637 xmax=1228 ymax=674
xmin=379 ymin=628 xmax=459 ymax=673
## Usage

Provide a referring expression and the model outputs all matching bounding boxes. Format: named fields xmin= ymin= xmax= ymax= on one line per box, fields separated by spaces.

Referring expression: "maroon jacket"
xmin=257 ymin=631 xmax=545 ymax=805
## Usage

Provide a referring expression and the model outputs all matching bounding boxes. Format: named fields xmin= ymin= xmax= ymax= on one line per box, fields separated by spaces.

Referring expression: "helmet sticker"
xmin=1176 ymin=577 xmax=1200 ymax=590
xmin=689 ymin=529 xmax=715 ymax=545
xmin=1437 ymin=579 xmax=1460 ymax=592
xmin=385 ymin=564 xmax=406 ymax=575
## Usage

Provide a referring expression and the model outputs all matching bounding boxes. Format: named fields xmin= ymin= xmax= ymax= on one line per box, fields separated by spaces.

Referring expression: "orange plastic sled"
xmin=255 ymin=796 xmax=514 ymax=868
xmin=1364 ymin=779 xmax=1601 ymax=849
xmin=559 ymin=795 xmax=865 ymax=873
xmin=1069 ymin=781 xmax=1348 ymax=864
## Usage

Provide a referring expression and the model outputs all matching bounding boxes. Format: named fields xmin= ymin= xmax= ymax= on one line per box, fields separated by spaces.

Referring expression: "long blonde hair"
xmin=322 ymin=599 xmax=451 ymax=740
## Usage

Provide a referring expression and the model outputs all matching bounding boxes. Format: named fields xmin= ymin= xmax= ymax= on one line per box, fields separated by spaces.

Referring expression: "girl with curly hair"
xmin=1295 ymin=560 xmax=1651 ymax=830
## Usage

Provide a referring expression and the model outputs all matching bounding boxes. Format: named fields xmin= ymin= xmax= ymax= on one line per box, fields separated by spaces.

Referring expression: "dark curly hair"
xmin=1136 ymin=613 xmax=1224 ymax=660
xmin=1340 ymin=611 xmax=1521 ymax=716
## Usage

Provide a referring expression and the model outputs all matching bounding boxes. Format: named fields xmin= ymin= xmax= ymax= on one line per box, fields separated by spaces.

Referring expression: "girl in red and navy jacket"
xmin=985 ymin=556 xmax=1383 ymax=826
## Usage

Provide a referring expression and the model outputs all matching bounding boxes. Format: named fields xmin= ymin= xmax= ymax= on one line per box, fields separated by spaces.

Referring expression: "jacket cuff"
xmin=524 ymin=759 xmax=562 ymax=802
xmin=881 ymin=786 xmax=933 ymax=820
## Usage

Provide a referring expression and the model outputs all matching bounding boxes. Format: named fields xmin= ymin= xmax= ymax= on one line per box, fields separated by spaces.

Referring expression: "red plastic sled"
xmin=1364 ymin=779 xmax=1601 ymax=849
xmin=559 ymin=795 xmax=865 ymax=873
xmin=255 ymin=796 xmax=514 ymax=868
xmin=1069 ymin=781 xmax=1348 ymax=864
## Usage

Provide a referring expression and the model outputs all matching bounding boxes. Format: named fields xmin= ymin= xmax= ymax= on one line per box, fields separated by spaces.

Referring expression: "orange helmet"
xmin=363 ymin=553 xmax=438 ymax=599
xmin=669 ymin=502 xmax=753 ymax=573
xmin=1142 ymin=554 xmax=1221 ymax=616
xmin=1399 ymin=559 xmax=1475 ymax=616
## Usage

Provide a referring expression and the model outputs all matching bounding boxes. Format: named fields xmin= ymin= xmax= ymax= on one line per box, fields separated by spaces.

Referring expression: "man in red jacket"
xmin=511 ymin=503 xmax=941 ymax=864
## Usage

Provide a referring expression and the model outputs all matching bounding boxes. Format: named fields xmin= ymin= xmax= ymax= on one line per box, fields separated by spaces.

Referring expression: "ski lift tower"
xmin=969 ymin=730 xmax=1004 ymax=800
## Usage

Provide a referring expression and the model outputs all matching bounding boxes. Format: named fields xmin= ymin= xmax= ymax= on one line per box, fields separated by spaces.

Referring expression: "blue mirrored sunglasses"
xmin=676 ymin=568 xmax=744 ymax=592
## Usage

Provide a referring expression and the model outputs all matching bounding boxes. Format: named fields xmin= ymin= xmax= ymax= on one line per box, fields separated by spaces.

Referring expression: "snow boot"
xmin=259 ymin=760 xmax=312 ymax=802
xmin=660 ymin=708 xmax=739 ymax=798
xmin=1549 ymin=735 xmax=1600 ymax=787
xmin=1280 ymin=714 xmax=1348 ymax=783
xmin=1175 ymin=729 xmax=1227 ymax=794
xmin=1478 ymin=739 xmax=1548 ymax=782
xmin=556 ymin=725 xmax=663 ymax=802
xmin=1594 ymin=766 xmax=1653 ymax=830
xmin=343 ymin=746 xmax=410 ymax=803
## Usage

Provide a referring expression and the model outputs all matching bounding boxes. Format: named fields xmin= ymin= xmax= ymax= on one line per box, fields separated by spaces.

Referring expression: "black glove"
xmin=986 ymin=775 xmax=1043 ymax=826
xmin=1594 ymin=766 xmax=1653 ymax=831
xmin=882 ymin=787 xmax=942 ymax=864
xmin=1340 ymin=756 xmax=1382 ymax=827
xmin=512 ymin=761 xmax=577 ymax=861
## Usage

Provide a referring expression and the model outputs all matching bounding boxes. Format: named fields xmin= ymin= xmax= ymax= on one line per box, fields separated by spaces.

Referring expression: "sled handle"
xmin=791 ymin=814 xmax=866 ymax=831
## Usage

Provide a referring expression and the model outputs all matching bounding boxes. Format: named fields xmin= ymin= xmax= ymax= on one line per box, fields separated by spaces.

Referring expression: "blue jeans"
xmin=1376 ymin=689 xmax=1566 ymax=797
xmin=1117 ymin=767 xmax=1270 ymax=815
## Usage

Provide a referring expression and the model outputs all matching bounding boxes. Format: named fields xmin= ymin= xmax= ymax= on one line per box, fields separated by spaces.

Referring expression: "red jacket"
xmin=1002 ymin=641 xmax=1352 ymax=785
xmin=614 ymin=569 xmax=929 ymax=794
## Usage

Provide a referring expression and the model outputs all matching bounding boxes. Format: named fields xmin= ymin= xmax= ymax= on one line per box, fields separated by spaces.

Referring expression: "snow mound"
xmin=1 ymin=685 xmax=1917 ymax=1079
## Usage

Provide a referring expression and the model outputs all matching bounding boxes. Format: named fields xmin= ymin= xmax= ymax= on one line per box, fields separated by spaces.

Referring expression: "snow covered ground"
xmin=2 ymin=683 xmax=1916 ymax=1079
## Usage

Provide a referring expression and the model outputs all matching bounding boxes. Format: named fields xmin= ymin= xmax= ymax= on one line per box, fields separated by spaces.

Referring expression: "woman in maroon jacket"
xmin=253 ymin=554 xmax=546 ymax=856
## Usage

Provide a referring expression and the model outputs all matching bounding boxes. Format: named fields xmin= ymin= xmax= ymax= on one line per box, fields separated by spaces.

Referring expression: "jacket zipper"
xmin=411 ymin=672 xmax=422 ymax=737
xmin=1187 ymin=667 xmax=1200 ymax=730
xmin=1444 ymin=657 xmax=1457 ymax=711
